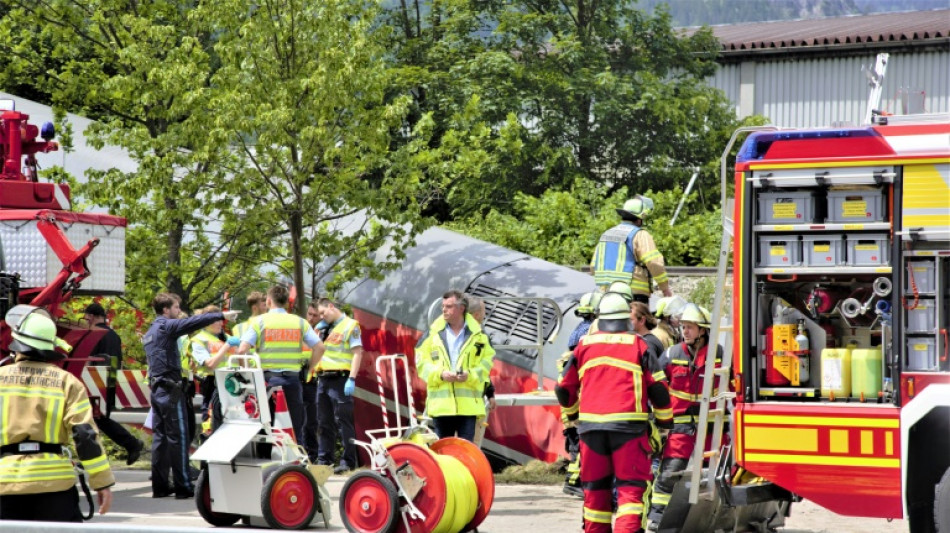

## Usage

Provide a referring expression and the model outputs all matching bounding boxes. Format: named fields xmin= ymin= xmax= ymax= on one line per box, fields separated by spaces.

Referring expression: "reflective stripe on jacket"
xmin=557 ymin=351 xmax=579 ymax=427
xmin=319 ymin=316 xmax=359 ymax=372
xmin=415 ymin=314 xmax=495 ymax=417
xmin=591 ymin=223 xmax=669 ymax=296
xmin=253 ymin=312 xmax=310 ymax=371
xmin=0 ymin=360 xmax=115 ymax=495
xmin=660 ymin=342 xmax=724 ymax=417
xmin=557 ymin=332 xmax=672 ymax=431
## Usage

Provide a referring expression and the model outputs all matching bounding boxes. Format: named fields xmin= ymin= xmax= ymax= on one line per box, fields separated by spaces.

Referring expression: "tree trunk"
xmin=289 ymin=211 xmax=306 ymax=315
xmin=165 ymin=196 xmax=188 ymax=312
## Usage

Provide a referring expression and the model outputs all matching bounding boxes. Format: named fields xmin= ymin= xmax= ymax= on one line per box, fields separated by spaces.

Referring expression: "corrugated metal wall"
xmin=707 ymin=50 xmax=949 ymax=128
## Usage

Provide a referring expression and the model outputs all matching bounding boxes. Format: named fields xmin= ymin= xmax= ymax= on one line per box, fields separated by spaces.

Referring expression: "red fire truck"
xmin=694 ymin=111 xmax=949 ymax=533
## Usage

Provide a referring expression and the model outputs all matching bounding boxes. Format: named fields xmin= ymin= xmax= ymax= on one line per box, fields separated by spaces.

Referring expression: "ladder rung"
xmin=711 ymin=393 xmax=736 ymax=402
xmin=712 ymin=367 xmax=731 ymax=375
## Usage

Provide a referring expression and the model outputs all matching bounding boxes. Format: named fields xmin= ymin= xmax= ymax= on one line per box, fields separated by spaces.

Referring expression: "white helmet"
xmin=679 ymin=303 xmax=712 ymax=329
xmin=598 ymin=293 xmax=632 ymax=320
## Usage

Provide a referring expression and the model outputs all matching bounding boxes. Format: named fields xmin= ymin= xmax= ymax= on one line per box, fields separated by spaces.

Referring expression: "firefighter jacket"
xmin=556 ymin=332 xmax=673 ymax=434
xmin=652 ymin=323 xmax=677 ymax=349
xmin=251 ymin=311 xmax=312 ymax=371
xmin=658 ymin=342 xmax=726 ymax=423
xmin=415 ymin=314 xmax=495 ymax=418
xmin=318 ymin=315 xmax=361 ymax=372
xmin=0 ymin=358 xmax=115 ymax=495
xmin=591 ymin=222 xmax=670 ymax=296
xmin=190 ymin=329 xmax=232 ymax=377
xmin=556 ymin=351 xmax=579 ymax=428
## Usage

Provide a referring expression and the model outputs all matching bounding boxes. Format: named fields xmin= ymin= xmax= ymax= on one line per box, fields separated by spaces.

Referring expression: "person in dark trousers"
xmin=144 ymin=292 xmax=234 ymax=499
xmin=84 ymin=302 xmax=146 ymax=466
xmin=299 ymin=301 xmax=327 ymax=462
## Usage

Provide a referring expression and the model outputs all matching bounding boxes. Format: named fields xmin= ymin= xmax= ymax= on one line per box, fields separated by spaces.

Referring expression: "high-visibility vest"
xmin=191 ymin=329 xmax=231 ymax=377
xmin=415 ymin=315 xmax=495 ymax=418
xmin=0 ymin=360 xmax=115 ymax=495
xmin=319 ymin=316 xmax=359 ymax=372
xmin=252 ymin=312 xmax=310 ymax=371
xmin=591 ymin=223 xmax=641 ymax=287
xmin=233 ymin=319 xmax=256 ymax=355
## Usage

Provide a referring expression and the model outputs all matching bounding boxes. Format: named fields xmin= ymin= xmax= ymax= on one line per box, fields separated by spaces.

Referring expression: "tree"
xmin=0 ymin=0 xmax=269 ymax=312
xmin=382 ymin=0 xmax=741 ymax=220
xmin=200 ymin=0 xmax=443 ymax=314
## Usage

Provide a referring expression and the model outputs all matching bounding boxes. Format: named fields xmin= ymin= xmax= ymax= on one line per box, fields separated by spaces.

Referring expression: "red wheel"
xmin=340 ymin=471 xmax=399 ymax=533
xmin=431 ymin=437 xmax=495 ymax=531
xmin=261 ymin=464 xmax=318 ymax=529
xmin=387 ymin=442 xmax=447 ymax=533
xmin=194 ymin=468 xmax=241 ymax=527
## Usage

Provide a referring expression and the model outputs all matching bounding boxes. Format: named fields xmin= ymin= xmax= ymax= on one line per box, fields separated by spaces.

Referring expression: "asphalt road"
xmin=86 ymin=469 xmax=907 ymax=532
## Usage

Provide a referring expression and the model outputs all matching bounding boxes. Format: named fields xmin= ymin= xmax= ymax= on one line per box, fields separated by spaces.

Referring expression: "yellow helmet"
xmin=575 ymin=291 xmax=603 ymax=317
xmin=597 ymin=293 xmax=632 ymax=320
xmin=606 ymin=282 xmax=634 ymax=303
xmin=679 ymin=303 xmax=712 ymax=329
xmin=654 ymin=295 xmax=686 ymax=318
xmin=616 ymin=195 xmax=655 ymax=220
xmin=5 ymin=305 xmax=70 ymax=359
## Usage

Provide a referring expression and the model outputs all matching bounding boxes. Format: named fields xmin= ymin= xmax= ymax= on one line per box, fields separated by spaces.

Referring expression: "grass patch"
xmin=495 ymin=458 xmax=566 ymax=485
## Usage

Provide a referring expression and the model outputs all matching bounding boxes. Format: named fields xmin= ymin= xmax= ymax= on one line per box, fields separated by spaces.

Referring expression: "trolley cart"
xmin=191 ymin=354 xmax=332 ymax=530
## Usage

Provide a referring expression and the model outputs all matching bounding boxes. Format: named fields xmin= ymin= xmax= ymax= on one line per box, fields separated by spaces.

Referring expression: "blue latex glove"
xmin=226 ymin=336 xmax=241 ymax=347
xmin=344 ymin=377 xmax=355 ymax=396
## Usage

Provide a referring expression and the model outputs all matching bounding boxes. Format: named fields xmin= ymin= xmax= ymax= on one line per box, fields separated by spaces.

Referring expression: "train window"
xmin=468 ymin=284 xmax=559 ymax=359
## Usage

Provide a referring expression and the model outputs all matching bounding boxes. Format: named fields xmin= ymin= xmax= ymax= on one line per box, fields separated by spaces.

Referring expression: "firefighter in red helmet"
xmin=556 ymin=293 xmax=673 ymax=533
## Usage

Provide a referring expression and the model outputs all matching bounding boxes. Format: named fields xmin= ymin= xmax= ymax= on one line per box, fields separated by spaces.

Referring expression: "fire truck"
xmin=674 ymin=110 xmax=949 ymax=533
xmin=0 ymin=100 xmax=129 ymax=415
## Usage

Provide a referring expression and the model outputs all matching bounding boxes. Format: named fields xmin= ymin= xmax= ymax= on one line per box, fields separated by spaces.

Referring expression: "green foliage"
xmin=63 ymin=297 xmax=148 ymax=369
xmin=449 ymin=180 xmax=722 ymax=268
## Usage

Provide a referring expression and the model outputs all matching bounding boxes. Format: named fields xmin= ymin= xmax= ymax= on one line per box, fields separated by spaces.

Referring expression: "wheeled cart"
xmin=191 ymin=355 xmax=332 ymax=529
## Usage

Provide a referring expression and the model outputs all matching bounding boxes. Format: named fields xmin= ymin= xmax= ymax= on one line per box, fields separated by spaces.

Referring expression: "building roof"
xmin=697 ymin=9 xmax=950 ymax=57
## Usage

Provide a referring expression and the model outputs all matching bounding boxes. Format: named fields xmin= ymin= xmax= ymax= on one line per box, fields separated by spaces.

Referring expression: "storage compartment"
xmin=906 ymin=338 xmax=937 ymax=371
xmin=757 ymin=191 xmax=816 ymax=224
xmin=851 ymin=348 xmax=882 ymax=399
xmin=846 ymin=234 xmax=890 ymax=266
xmin=758 ymin=236 xmax=801 ymax=267
xmin=820 ymin=348 xmax=852 ymax=398
xmin=826 ymin=188 xmax=885 ymax=223
xmin=802 ymin=234 xmax=845 ymax=267
xmin=906 ymin=301 xmax=936 ymax=333
xmin=905 ymin=261 xmax=936 ymax=294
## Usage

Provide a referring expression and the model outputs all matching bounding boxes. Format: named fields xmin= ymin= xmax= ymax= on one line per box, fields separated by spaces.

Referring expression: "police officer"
xmin=647 ymin=303 xmax=725 ymax=531
xmin=415 ymin=290 xmax=495 ymax=443
xmin=189 ymin=305 xmax=240 ymax=440
xmin=238 ymin=285 xmax=323 ymax=445
xmin=299 ymin=301 xmax=325 ymax=462
xmin=144 ymin=292 xmax=233 ymax=499
xmin=591 ymin=195 xmax=673 ymax=303
xmin=556 ymin=293 xmax=673 ymax=533
xmin=0 ymin=306 xmax=115 ymax=521
xmin=314 ymin=298 xmax=363 ymax=474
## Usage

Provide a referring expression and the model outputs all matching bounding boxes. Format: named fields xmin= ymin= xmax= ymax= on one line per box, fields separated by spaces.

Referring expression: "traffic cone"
xmin=271 ymin=387 xmax=297 ymax=444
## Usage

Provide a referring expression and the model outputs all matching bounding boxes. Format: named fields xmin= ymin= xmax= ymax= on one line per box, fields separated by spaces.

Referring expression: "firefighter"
xmin=591 ymin=195 xmax=673 ymax=303
xmin=415 ymin=290 xmax=495 ymax=443
xmin=646 ymin=303 xmax=725 ymax=531
xmin=651 ymin=296 xmax=685 ymax=349
xmin=237 ymin=285 xmax=324 ymax=447
xmin=0 ymin=306 xmax=114 ymax=521
xmin=559 ymin=290 xmax=602 ymax=498
xmin=556 ymin=293 xmax=673 ymax=533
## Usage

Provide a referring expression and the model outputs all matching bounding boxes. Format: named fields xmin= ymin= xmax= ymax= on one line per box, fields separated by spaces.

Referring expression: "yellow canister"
xmin=821 ymin=348 xmax=852 ymax=399
xmin=851 ymin=348 xmax=883 ymax=400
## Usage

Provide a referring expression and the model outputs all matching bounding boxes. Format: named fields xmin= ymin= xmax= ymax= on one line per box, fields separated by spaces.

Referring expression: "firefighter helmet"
xmin=5 ymin=305 xmax=70 ymax=359
xmin=606 ymin=281 xmax=634 ymax=303
xmin=654 ymin=295 xmax=686 ymax=318
xmin=598 ymin=292 xmax=632 ymax=320
xmin=616 ymin=195 xmax=655 ymax=220
xmin=679 ymin=303 xmax=712 ymax=329
xmin=575 ymin=291 xmax=603 ymax=317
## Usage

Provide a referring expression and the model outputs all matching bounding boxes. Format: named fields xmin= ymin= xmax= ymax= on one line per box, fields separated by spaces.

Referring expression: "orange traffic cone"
xmin=271 ymin=387 xmax=297 ymax=444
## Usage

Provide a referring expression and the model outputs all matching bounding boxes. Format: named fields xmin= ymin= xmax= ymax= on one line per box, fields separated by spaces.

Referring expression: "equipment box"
xmin=758 ymin=236 xmax=801 ymax=267
xmin=757 ymin=191 xmax=816 ymax=224
xmin=826 ymin=188 xmax=885 ymax=223
xmin=906 ymin=301 xmax=936 ymax=333
xmin=846 ymin=234 xmax=889 ymax=266
xmin=802 ymin=234 xmax=844 ymax=267
xmin=906 ymin=337 xmax=937 ymax=371
xmin=905 ymin=261 xmax=936 ymax=294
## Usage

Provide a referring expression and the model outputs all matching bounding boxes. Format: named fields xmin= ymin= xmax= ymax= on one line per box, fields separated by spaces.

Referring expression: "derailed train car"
xmin=338 ymin=227 xmax=595 ymax=467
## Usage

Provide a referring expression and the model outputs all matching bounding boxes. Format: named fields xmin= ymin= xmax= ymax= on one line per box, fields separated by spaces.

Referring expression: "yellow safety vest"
xmin=0 ymin=360 xmax=115 ymax=495
xmin=415 ymin=315 xmax=495 ymax=418
xmin=319 ymin=316 xmax=359 ymax=372
xmin=252 ymin=311 xmax=309 ymax=371
xmin=191 ymin=329 xmax=231 ymax=377
xmin=233 ymin=319 xmax=256 ymax=355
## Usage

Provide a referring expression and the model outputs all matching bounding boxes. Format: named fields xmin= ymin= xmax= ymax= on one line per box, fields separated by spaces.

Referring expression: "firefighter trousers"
xmin=580 ymin=430 xmax=653 ymax=533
